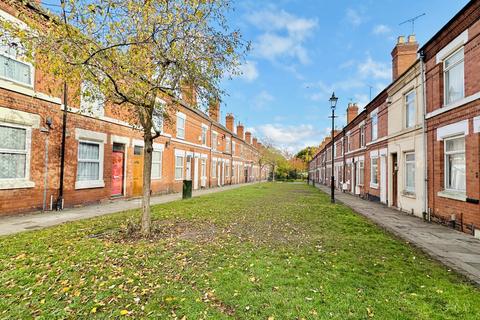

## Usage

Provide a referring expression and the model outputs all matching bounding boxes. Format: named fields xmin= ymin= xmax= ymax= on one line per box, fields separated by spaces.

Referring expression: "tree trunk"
xmin=141 ymin=130 xmax=153 ymax=237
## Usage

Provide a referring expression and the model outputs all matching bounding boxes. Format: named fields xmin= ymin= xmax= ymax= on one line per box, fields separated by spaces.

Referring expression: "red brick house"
xmin=0 ymin=1 xmax=268 ymax=216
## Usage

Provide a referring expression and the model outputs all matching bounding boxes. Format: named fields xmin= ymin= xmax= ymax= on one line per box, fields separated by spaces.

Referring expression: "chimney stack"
xmin=226 ymin=113 xmax=234 ymax=132
xmin=208 ymin=98 xmax=220 ymax=123
xmin=236 ymin=123 xmax=244 ymax=140
xmin=180 ymin=81 xmax=197 ymax=106
xmin=391 ymin=35 xmax=418 ymax=81
xmin=252 ymin=137 xmax=258 ymax=148
xmin=245 ymin=131 xmax=252 ymax=144
xmin=347 ymin=102 xmax=359 ymax=124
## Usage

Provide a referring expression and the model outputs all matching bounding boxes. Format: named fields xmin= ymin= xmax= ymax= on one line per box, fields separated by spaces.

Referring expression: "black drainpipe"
xmin=57 ymin=82 xmax=67 ymax=210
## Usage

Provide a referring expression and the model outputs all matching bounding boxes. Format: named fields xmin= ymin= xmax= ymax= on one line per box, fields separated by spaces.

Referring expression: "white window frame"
xmin=176 ymin=112 xmax=186 ymax=139
xmin=151 ymin=150 xmax=163 ymax=179
xmin=0 ymin=29 xmax=34 ymax=88
xmin=76 ymin=140 xmax=104 ymax=189
xmin=226 ymin=136 xmax=231 ymax=153
xmin=201 ymin=124 xmax=208 ymax=146
xmin=232 ymin=141 xmax=236 ymax=155
xmin=175 ymin=155 xmax=184 ymax=180
xmin=371 ymin=112 xmax=378 ymax=141
xmin=211 ymin=159 xmax=217 ymax=178
xmin=405 ymin=90 xmax=416 ymax=129
xmin=444 ymin=135 xmax=466 ymax=192
xmin=360 ymin=125 xmax=365 ymax=147
xmin=370 ymin=156 xmax=378 ymax=188
xmin=0 ymin=121 xmax=34 ymax=189
xmin=404 ymin=152 xmax=415 ymax=193
xmin=212 ymin=131 xmax=218 ymax=151
xmin=443 ymin=47 xmax=464 ymax=106
xmin=357 ymin=160 xmax=364 ymax=186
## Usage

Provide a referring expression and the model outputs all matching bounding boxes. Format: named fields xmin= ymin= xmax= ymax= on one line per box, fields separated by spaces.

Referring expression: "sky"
xmin=42 ymin=0 xmax=469 ymax=154
xmin=218 ymin=0 xmax=469 ymax=153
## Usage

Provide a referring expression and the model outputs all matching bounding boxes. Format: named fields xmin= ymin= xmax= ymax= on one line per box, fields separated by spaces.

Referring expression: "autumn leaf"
xmin=120 ymin=309 xmax=129 ymax=316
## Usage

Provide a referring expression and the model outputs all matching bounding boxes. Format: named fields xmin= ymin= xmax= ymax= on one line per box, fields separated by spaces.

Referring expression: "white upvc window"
xmin=443 ymin=47 xmax=464 ymax=105
xmin=347 ymin=134 xmax=351 ymax=152
xmin=152 ymin=150 xmax=163 ymax=179
xmin=211 ymin=160 xmax=217 ymax=178
xmin=360 ymin=125 xmax=365 ymax=147
xmin=232 ymin=141 xmax=236 ymax=155
xmin=201 ymin=124 xmax=208 ymax=145
xmin=404 ymin=152 xmax=415 ymax=193
xmin=77 ymin=141 xmax=102 ymax=183
xmin=405 ymin=91 xmax=415 ymax=129
xmin=201 ymin=158 xmax=207 ymax=187
xmin=212 ymin=131 xmax=218 ymax=151
xmin=370 ymin=157 xmax=378 ymax=186
xmin=80 ymin=80 xmax=105 ymax=117
xmin=0 ymin=32 xmax=33 ymax=87
xmin=226 ymin=136 xmax=231 ymax=152
xmin=371 ymin=112 xmax=378 ymax=141
xmin=175 ymin=155 xmax=184 ymax=180
xmin=444 ymin=135 xmax=465 ymax=192
xmin=0 ymin=123 xmax=31 ymax=181
xmin=357 ymin=160 xmax=364 ymax=186
xmin=176 ymin=112 xmax=186 ymax=139
xmin=226 ymin=161 xmax=230 ymax=177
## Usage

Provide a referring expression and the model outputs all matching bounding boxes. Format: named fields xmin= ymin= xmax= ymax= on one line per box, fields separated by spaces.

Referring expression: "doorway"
xmin=111 ymin=143 xmax=125 ymax=197
xmin=392 ymin=153 xmax=398 ymax=208
xmin=132 ymin=145 xmax=144 ymax=196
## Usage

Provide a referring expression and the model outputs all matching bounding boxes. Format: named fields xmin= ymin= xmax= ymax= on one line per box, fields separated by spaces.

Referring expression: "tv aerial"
xmin=399 ymin=13 xmax=426 ymax=35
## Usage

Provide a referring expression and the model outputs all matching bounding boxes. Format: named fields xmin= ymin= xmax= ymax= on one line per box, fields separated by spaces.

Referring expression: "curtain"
xmin=448 ymin=153 xmax=466 ymax=191
xmin=77 ymin=142 xmax=100 ymax=181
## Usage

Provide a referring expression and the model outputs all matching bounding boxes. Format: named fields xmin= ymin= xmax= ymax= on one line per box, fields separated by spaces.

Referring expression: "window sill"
xmin=75 ymin=180 xmax=105 ymax=190
xmin=402 ymin=191 xmax=416 ymax=199
xmin=0 ymin=180 xmax=35 ymax=190
xmin=437 ymin=190 xmax=466 ymax=202
xmin=369 ymin=183 xmax=379 ymax=189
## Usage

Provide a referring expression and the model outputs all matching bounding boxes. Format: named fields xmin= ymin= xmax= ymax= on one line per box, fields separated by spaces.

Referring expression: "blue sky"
xmin=219 ymin=0 xmax=469 ymax=153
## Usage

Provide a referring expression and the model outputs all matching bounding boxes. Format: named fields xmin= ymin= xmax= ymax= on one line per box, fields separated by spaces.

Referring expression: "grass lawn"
xmin=1 ymin=183 xmax=479 ymax=319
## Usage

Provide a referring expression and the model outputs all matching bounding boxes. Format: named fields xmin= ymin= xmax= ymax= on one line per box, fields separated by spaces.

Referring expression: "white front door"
xmin=200 ymin=159 xmax=206 ymax=187
xmin=380 ymin=156 xmax=387 ymax=203
xmin=193 ymin=157 xmax=199 ymax=190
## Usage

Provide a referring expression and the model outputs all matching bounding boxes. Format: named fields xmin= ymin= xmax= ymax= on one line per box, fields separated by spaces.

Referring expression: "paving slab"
xmin=0 ymin=183 xmax=257 ymax=237
xmin=314 ymin=183 xmax=480 ymax=286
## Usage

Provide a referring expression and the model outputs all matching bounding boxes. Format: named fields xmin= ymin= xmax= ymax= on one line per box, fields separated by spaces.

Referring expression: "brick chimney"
xmin=346 ymin=102 xmax=359 ymax=124
xmin=180 ymin=81 xmax=197 ymax=106
xmin=226 ymin=113 xmax=234 ymax=132
xmin=252 ymin=137 xmax=258 ymax=148
xmin=236 ymin=123 xmax=244 ymax=140
xmin=245 ymin=131 xmax=252 ymax=144
xmin=208 ymin=98 xmax=220 ymax=122
xmin=391 ymin=35 xmax=418 ymax=81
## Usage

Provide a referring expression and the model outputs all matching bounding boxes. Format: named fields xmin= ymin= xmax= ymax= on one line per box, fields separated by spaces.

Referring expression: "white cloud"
xmin=256 ymin=123 xmax=325 ymax=153
xmin=247 ymin=8 xmax=317 ymax=64
xmin=346 ymin=8 xmax=364 ymax=27
xmin=357 ymin=56 xmax=390 ymax=80
xmin=252 ymin=90 xmax=274 ymax=110
xmin=237 ymin=60 xmax=259 ymax=82
xmin=373 ymin=24 xmax=391 ymax=35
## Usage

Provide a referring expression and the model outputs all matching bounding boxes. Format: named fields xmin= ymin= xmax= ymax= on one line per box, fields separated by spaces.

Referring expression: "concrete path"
xmin=0 ymin=183 xmax=256 ymax=237
xmin=314 ymin=183 xmax=480 ymax=286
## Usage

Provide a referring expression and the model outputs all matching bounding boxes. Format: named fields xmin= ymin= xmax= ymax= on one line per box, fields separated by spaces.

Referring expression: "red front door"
xmin=111 ymin=151 xmax=124 ymax=196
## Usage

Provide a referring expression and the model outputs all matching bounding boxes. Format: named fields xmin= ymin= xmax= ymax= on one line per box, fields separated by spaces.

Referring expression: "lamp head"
xmin=329 ymin=92 xmax=338 ymax=109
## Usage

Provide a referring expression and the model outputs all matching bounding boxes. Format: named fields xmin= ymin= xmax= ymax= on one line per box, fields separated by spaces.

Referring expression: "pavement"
xmin=0 ymin=182 xmax=257 ymax=237
xmin=314 ymin=183 xmax=480 ymax=286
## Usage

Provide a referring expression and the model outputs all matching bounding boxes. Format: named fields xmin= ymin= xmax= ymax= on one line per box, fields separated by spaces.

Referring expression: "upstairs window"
xmin=176 ymin=112 xmax=186 ymax=139
xmin=212 ymin=132 xmax=218 ymax=151
xmin=232 ymin=141 xmax=236 ymax=155
xmin=371 ymin=112 xmax=378 ymax=141
xmin=80 ymin=81 xmax=105 ymax=117
xmin=226 ymin=136 xmax=231 ymax=152
xmin=405 ymin=91 xmax=415 ymax=128
xmin=0 ymin=33 xmax=32 ymax=86
xmin=153 ymin=108 xmax=164 ymax=133
xmin=444 ymin=136 xmax=465 ymax=192
xmin=201 ymin=125 xmax=208 ymax=145
xmin=360 ymin=125 xmax=365 ymax=147
xmin=444 ymin=47 xmax=464 ymax=105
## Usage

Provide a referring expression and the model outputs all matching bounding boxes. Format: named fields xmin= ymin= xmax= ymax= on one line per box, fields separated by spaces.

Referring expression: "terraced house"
xmin=309 ymin=0 xmax=479 ymax=235
xmin=0 ymin=0 xmax=268 ymax=216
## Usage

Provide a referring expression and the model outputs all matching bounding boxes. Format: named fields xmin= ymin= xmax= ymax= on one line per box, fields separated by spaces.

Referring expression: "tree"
xmin=4 ymin=0 xmax=247 ymax=236
xmin=258 ymin=142 xmax=285 ymax=182
xmin=295 ymin=146 xmax=318 ymax=163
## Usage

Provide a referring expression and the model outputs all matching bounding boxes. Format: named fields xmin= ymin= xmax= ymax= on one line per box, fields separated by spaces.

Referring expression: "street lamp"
xmin=329 ymin=92 xmax=338 ymax=203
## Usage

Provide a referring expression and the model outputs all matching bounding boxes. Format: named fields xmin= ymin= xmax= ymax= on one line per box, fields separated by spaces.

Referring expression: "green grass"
xmin=1 ymin=183 xmax=479 ymax=319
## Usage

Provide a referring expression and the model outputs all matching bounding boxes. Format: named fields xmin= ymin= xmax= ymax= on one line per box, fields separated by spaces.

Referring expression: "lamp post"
xmin=329 ymin=92 xmax=338 ymax=203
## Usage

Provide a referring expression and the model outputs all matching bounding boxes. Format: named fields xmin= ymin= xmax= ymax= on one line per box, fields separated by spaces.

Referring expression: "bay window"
xmin=444 ymin=136 xmax=465 ymax=192
xmin=405 ymin=152 xmax=415 ymax=193
xmin=444 ymin=47 xmax=464 ymax=105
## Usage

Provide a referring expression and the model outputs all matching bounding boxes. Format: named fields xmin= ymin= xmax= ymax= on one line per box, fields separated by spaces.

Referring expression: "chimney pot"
xmin=397 ymin=35 xmax=405 ymax=44
xmin=408 ymin=34 xmax=416 ymax=43
xmin=391 ymin=35 xmax=418 ymax=81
